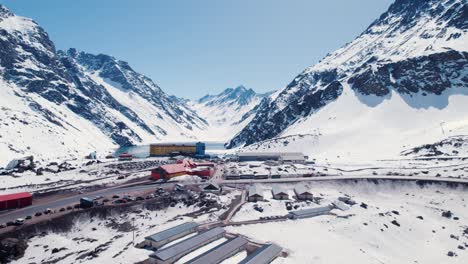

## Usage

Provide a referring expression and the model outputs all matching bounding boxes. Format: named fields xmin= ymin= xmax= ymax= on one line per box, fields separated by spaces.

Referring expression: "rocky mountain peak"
xmin=0 ymin=5 xmax=13 ymax=19
xmin=226 ymin=0 xmax=468 ymax=149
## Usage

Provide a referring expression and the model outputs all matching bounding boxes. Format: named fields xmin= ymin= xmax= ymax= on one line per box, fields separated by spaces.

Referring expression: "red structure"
xmin=118 ymin=153 xmax=133 ymax=161
xmin=0 ymin=192 xmax=32 ymax=211
xmin=151 ymin=159 xmax=215 ymax=180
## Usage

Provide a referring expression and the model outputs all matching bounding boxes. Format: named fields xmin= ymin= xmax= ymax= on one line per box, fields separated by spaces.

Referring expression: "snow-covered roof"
xmin=294 ymin=185 xmax=312 ymax=195
xmin=248 ymin=185 xmax=263 ymax=197
xmin=187 ymin=236 xmax=248 ymax=264
xmin=289 ymin=206 xmax=332 ymax=217
xmin=271 ymin=186 xmax=288 ymax=195
xmin=145 ymin=222 xmax=198 ymax=243
xmin=151 ymin=227 xmax=225 ymax=261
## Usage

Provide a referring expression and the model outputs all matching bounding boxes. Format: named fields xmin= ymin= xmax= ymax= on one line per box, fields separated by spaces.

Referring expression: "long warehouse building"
xmin=239 ymin=243 xmax=283 ymax=264
xmin=149 ymin=227 xmax=225 ymax=264
xmin=288 ymin=206 xmax=333 ymax=219
xmin=187 ymin=236 xmax=248 ymax=264
xmin=144 ymin=222 xmax=198 ymax=249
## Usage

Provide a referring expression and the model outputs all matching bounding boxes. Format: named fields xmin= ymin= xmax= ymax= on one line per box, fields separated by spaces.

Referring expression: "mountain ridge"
xmin=0 ymin=5 xmax=207 ymax=162
xmin=226 ymin=0 xmax=468 ymax=161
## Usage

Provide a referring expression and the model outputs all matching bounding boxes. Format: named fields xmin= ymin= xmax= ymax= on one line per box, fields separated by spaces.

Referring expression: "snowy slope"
xmin=228 ymin=181 xmax=468 ymax=264
xmin=0 ymin=5 xmax=207 ymax=164
xmin=227 ymin=0 xmax=468 ymax=161
xmin=188 ymin=86 xmax=271 ymax=141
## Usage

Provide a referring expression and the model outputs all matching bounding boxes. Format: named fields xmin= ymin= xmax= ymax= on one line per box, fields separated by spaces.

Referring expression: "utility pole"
xmin=440 ymin=122 xmax=446 ymax=136
xmin=132 ymin=217 xmax=135 ymax=245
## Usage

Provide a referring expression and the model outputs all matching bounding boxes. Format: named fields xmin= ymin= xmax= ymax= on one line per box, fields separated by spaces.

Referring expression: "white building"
xmin=271 ymin=186 xmax=289 ymax=200
xmin=294 ymin=185 xmax=313 ymax=200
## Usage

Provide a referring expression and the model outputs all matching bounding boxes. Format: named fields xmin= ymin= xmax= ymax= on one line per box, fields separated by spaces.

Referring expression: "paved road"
xmin=0 ymin=183 xmax=169 ymax=225
xmin=219 ymin=175 xmax=468 ymax=185
xmin=2 ymin=174 xmax=467 ymax=226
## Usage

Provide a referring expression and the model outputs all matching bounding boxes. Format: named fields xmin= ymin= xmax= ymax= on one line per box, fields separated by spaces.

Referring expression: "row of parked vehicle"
xmin=0 ymin=208 xmax=55 ymax=229
xmin=0 ymin=188 xmax=171 ymax=230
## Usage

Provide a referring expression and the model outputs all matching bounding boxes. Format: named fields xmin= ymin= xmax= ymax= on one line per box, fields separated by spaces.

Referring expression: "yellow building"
xmin=149 ymin=143 xmax=205 ymax=157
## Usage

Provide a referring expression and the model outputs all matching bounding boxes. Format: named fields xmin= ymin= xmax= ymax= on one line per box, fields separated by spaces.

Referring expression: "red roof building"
xmin=0 ymin=192 xmax=32 ymax=211
xmin=151 ymin=159 xmax=215 ymax=180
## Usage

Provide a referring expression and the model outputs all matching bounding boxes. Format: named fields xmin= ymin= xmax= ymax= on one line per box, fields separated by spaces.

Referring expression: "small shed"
xmin=271 ymin=186 xmax=289 ymax=200
xmin=203 ymin=183 xmax=222 ymax=193
xmin=294 ymin=185 xmax=313 ymax=200
xmin=248 ymin=185 xmax=263 ymax=202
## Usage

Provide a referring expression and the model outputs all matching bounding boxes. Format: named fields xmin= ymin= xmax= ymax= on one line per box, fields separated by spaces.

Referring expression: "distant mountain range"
xmin=187 ymin=85 xmax=273 ymax=141
xmin=226 ymin=0 xmax=468 ymax=161
xmin=1 ymin=0 xmax=467 ymax=163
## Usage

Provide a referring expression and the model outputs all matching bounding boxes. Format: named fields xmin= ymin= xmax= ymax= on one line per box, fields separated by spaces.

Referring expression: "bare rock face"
xmin=0 ymin=238 xmax=28 ymax=263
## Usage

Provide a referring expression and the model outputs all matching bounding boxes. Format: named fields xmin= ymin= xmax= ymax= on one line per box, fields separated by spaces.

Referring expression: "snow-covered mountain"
xmin=227 ymin=0 xmax=468 ymax=161
xmin=188 ymin=85 xmax=272 ymax=141
xmin=0 ymin=5 xmax=207 ymax=163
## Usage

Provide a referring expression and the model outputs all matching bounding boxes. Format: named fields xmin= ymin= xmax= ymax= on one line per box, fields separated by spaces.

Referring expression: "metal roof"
xmin=159 ymin=163 xmax=188 ymax=174
xmin=248 ymin=185 xmax=263 ymax=197
xmin=332 ymin=201 xmax=350 ymax=211
xmin=187 ymin=236 xmax=248 ymax=264
xmin=271 ymin=186 xmax=288 ymax=196
xmin=239 ymin=243 xmax=282 ymax=264
xmin=0 ymin=192 xmax=32 ymax=202
xmin=294 ymin=185 xmax=312 ymax=195
xmin=280 ymin=152 xmax=306 ymax=161
xmin=289 ymin=206 xmax=332 ymax=217
xmin=145 ymin=222 xmax=198 ymax=243
xmin=151 ymin=227 xmax=225 ymax=261
xmin=203 ymin=183 xmax=221 ymax=190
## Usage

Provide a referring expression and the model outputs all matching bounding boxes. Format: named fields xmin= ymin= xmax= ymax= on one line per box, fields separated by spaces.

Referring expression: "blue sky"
xmin=1 ymin=0 xmax=393 ymax=99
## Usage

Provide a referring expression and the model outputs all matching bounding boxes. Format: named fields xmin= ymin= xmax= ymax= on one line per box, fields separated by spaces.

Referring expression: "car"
xmin=59 ymin=208 xmax=66 ymax=212
xmin=25 ymin=216 xmax=32 ymax=220
xmin=66 ymin=206 xmax=73 ymax=210
xmin=112 ymin=195 xmax=120 ymax=199
xmin=114 ymin=199 xmax=126 ymax=204
xmin=135 ymin=196 xmax=144 ymax=201
xmin=95 ymin=195 xmax=103 ymax=200
xmin=103 ymin=198 xmax=110 ymax=203
xmin=123 ymin=196 xmax=134 ymax=202
xmin=0 ymin=223 xmax=6 ymax=229
xmin=73 ymin=204 xmax=80 ymax=209
xmin=43 ymin=208 xmax=52 ymax=214
xmin=34 ymin=212 xmax=42 ymax=217
xmin=6 ymin=221 xmax=15 ymax=226
xmin=14 ymin=218 xmax=25 ymax=226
